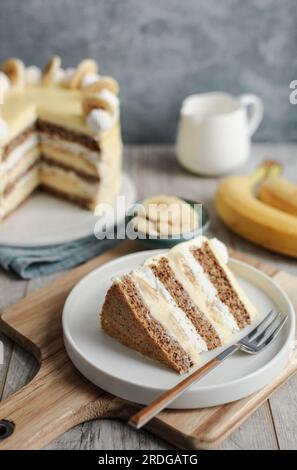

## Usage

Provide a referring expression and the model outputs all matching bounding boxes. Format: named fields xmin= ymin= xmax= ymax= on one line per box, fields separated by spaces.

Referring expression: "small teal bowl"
xmin=125 ymin=198 xmax=211 ymax=249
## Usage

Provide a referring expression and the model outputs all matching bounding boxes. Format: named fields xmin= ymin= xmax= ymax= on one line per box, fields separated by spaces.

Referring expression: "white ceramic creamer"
xmin=176 ymin=92 xmax=263 ymax=175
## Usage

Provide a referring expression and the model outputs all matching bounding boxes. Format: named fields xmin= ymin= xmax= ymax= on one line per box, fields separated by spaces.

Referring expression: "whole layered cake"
xmin=0 ymin=56 xmax=122 ymax=220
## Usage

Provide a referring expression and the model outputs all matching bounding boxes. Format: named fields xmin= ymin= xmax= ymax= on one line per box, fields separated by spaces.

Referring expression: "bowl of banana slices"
xmin=126 ymin=195 xmax=210 ymax=248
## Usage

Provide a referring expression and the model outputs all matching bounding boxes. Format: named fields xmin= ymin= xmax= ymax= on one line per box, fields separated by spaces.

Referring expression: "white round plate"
xmin=0 ymin=173 xmax=136 ymax=247
xmin=63 ymin=250 xmax=295 ymax=409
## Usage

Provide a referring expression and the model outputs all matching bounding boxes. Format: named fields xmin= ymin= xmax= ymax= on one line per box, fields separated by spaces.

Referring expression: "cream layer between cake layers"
xmin=0 ymin=83 xmax=122 ymax=219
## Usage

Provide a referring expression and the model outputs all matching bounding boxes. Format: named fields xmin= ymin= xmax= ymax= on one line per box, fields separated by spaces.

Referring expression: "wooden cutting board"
xmin=0 ymin=241 xmax=296 ymax=450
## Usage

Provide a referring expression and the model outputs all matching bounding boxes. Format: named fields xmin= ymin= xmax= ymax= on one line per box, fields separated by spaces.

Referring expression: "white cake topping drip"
xmin=133 ymin=265 xmax=208 ymax=361
xmin=179 ymin=245 xmax=239 ymax=332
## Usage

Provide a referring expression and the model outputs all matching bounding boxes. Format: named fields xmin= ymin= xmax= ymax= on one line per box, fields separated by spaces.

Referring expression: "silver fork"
xmin=129 ymin=310 xmax=288 ymax=430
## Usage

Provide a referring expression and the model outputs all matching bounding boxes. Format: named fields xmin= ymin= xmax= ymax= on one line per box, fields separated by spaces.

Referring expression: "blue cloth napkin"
xmin=0 ymin=236 xmax=119 ymax=279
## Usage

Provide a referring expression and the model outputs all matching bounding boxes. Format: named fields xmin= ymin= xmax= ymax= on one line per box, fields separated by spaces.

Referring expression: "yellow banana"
xmin=215 ymin=162 xmax=297 ymax=258
xmin=259 ymin=174 xmax=297 ymax=217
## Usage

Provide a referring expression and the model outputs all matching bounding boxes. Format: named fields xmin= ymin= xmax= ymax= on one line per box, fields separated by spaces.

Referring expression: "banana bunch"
xmin=215 ymin=161 xmax=297 ymax=257
xmin=259 ymin=174 xmax=297 ymax=217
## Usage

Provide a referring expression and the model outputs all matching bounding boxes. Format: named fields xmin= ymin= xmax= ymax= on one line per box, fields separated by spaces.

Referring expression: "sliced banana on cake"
xmin=82 ymin=95 xmax=115 ymax=117
xmin=41 ymin=56 xmax=62 ymax=86
xmin=68 ymin=59 xmax=98 ymax=89
xmin=83 ymin=76 xmax=119 ymax=95
xmin=1 ymin=58 xmax=25 ymax=88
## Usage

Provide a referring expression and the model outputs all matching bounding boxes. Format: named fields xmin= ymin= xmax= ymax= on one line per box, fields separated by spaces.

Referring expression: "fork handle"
xmin=129 ymin=344 xmax=239 ymax=430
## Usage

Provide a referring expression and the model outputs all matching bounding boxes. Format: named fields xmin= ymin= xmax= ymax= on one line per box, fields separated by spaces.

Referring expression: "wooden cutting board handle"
xmin=0 ymin=350 xmax=138 ymax=450
xmin=0 ymin=242 xmax=143 ymax=450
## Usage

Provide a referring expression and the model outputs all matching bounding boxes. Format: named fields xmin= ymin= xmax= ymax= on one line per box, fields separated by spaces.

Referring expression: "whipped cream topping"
xmin=0 ymin=72 xmax=11 ymax=95
xmin=133 ymin=265 xmax=208 ymax=362
xmin=86 ymin=108 xmax=114 ymax=133
xmin=0 ymin=118 xmax=9 ymax=141
xmin=96 ymin=89 xmax=119 ymax=109
xmin=80 ymin=73 xmax=101 ymax=88
xmin=25 ymin=66 xmax=41 ymax=85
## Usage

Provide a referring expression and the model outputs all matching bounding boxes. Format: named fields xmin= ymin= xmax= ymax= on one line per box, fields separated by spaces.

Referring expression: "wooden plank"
xmin=0 ymin=270 xmax=28 ymax=400
xmin=218 ymin=404 xmax=278 ymax=450
xmin=269 ymin=375 xmax=297 ymax=450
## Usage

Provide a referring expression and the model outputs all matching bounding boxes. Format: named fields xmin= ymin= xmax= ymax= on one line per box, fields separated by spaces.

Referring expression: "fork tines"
xmin=240 ymin=310 xmax=288 ymax=354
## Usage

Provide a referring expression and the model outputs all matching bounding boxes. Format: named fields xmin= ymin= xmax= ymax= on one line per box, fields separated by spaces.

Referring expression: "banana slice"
xmin=68 ymin=59 xmax=98 ymax=89
xmin=131 ymin=216 xmax=158 ymax=238
xmin=1 ymin=58 xmax=25 ymax=88
xmin=143 ymin=195 xmax=185 ymax=207
xmin=41 ymin=56 xmax=61 ymax=86
xmin=82 ymin=96 xmax=114 ymax=117
xmin=157 ymin=220 xmax=182 ymax=237
xmin=142 ymin=195 xmax=189 ymax=223
xmin=179 ymin=208 xmax=199 ymax=233
xmin=83 ymin=76 xmax=119 ymax=95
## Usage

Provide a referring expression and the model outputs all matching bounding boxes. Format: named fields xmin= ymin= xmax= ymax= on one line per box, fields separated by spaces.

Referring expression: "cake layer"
xmin=0 ymin=164 xmax=39 ymax=219
xmin=1 ymin=86 xmax=82 ymax=144
xmin=42 ymin=186 xmax=93 ymax=210
xmin=1 ymin=146 xmax=40 ymax=195
xmin=37 ymin=119 xmax=100 ymax=151
xmin=41 ymin=155 xmax=100 ymax=183
xmin=40 ymin=162 xmax=100 ymax=201
xmin=40 ymin=136 xmax=102 ymax=177
xmin=0 ymin=126 xmax=36 ymax=164
xmin=102 ymin=276 xmax=193 ymax=374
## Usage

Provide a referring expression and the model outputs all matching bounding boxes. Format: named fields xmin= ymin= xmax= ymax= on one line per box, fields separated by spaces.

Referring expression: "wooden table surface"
xmin=0 ymin=144 xmax=297 ymax=450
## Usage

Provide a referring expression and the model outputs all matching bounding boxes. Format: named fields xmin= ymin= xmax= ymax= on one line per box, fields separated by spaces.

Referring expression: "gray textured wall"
xmin=0 ymin=0 xmax=296 ymax=143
